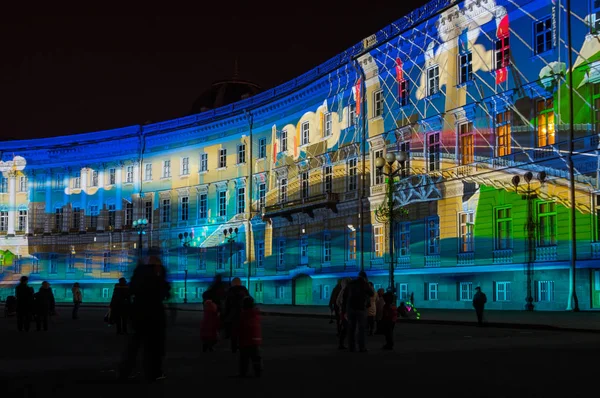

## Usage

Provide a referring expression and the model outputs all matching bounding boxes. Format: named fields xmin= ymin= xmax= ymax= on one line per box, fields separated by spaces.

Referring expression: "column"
xmin=27 ymin=172 xmax=34 ymax=234
xmin=133 ymin=161 xmax=141 ymax=194
xmin=80 ymin=167 xmax=88 ymax=211
xmin=44 ymin=173 xmax=52 ymax=233
xmin=115 ymin=164 xmax=123 ymax=229
xmin=7 ymin=171 xmax=16 ymax=235
xmin=62 ymin=169 xmax=70 ymax=232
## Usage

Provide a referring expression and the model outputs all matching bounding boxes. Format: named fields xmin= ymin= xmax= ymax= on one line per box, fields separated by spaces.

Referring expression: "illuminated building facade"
xmin=2 ymin=0 xmax=600 ymax=310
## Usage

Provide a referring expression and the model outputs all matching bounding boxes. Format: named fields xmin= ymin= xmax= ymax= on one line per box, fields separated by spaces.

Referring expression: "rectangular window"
xmin=301 ymin=122 xmax=310 ymax=145
xmin=301 ymin=171 xmax=309 ymax=199
xmin=279 ymin=178 xmax=288 ymax=203
xmin=54 ymin=174 xmax=63 ymax=190
xmin=126 ymin=165 xmax=134 ymax=183
xmin=347 ymin=230 xmax=357 ymax=261
xmin=537 ymin=202 xmax=557 ymax=247
xmin=427 ymin=65 xmax=440 ymax=96
xmin=18 ymin=209 xmax=28 ymax=232
xmin=237 ymin=144 xmax=246 ymax=164
xmin=73 ymin=172 xmax=81 ymax=189
xmin=72 ymin=207 xmax=81 ymax=230
xmin=460 ymin=282 xmax=473 ymax=301
xmin=459 ymin=122 xmax=474 ymax=165
xmin=55 ymin=207 xmax=64 ymax=232
xmin=592 ymin=0 xmax=600 ymax=34
xmin=197 ymin=248 xmax=206 ymax=271
xmin=161 ymin=199 xmax=171 ymax=223
xmin=180 ymin=196 xmax=189 ymax=221
xmin=144 ymin=201 xmax=152 ymax=224
xmin=178 ymin=247 xmax=188 ymax=271
xmin=399 ymin=79 xmax=409 ymax=107
xmin=237 ymin=187 xmax=245 ymax=214
xmin=534 ymin=18 xmax=553 ymax=55
xmin=374 ymin=149 xmax=384 ymax=185
xmin=495 ymin=36 xmax=510 ymax=69
xmin=373 ymin=225 xmax=384 ymax=258
xmin=373 ymin=90 xmax=384 ymax=117
xmin=49 ymin=254 xmax=58 ymax=274
xmin=495 ymin=207 xmax=513 ymax=250
xmin=458 ymin=212 xmax=474 ymax=253
xmin=0 ymin=211 xmax=7 ymax=231
xmin=181 ymin=157 xmax=190 ymax=175
xmin=144 ymin=163 xmax=152 ymax=181
xmin=322 ymin=285 xmax=330 ymax=300
xmin=427 ymin=283 xmax=438 ymax=301
xmin=349 ymin=105 xmax=356 ymax=126
xmin=14 ymin=256 xmax=22 ymax=274
xmin=103 ymin=252 xmax=110 ymax=273
xmin=91 ymin=171 xmax=98 ymax=186
xmin=19 ymin=176 xmax=28 ymax=192
xmin=537 ymin=280 xmax=555 ymax=302
xmin=256 ymin=241 xmax=265 ymax=268
xmin=324 ymin=112 xmax=332 ymax=137
xmin=200 ymin=153 xmax=208 ymax=172
xmin=219 ymin=148 xmax=227 ymax=168
xmin=347 ymin=158 xmax=357 ymax=191
xmin=276 ymin=285 xmax=285 ymax=299
xmin=281 ymin=130 xmax=288 ymax=152
xmin=397 ymin=222 xmax=410 ymax=256
xmin=125 ymin=202 xmax=133 ymax=227
xmin=68 ymin=253 xmax=76 ymax=272
xmin=218 ymin=191 xmax=227 ymax=217
xmin=119 ymin=251 xmax=128 ymax=272
xmin=258 ymin=137 xmax=267 ymax=159
xmin=459 ymin=52 xmax=472 ymax=84
xmin=496 ymin=111 xmax=512 ymax=156
xmin=102 ymin=288 xmax=110 ymax=299
xmin=428 ymin=133 xmax=440 ymax=172
xmin=178 ymin=287 xmax=186 ymax=299
xmin=258 ymin=183 xmax=266 ymax=210
xmin=299 ymin=236 xmax=308 ymax=264
xmin=278 ymin=240 xmax=286 ymax=268
xmin=397 ymin=283 xmax=408 ymax=300
xmin=89 ymin=205 xmax=98 ymax=229
xmin=323 ymin=165 xmax=332 ymax=193
xmin=323 ymin=233 xmax=331 ymax=263
xmin=31 ymin=258 xmax=39 ymax=274
xmin=495 ymin=281 xmax=511 ymax=301
xmin=537 ymin=98 xmax=555 ymax=147
xmin=109 ymin=168 xmax=116 ymax=185
xmin=0 ymin=177 xmax=7 ymax=193
xmin=198 ymin=193 xmax=208 ymax=219
xmin=235 ymin=250 xmax=245 ymax=269
xmin=426 ymin=217 xmax=440 ymax=255
xmin=162 ymin=160 xmax=171 ymax=178
xmin=108 ymin=204 xmax=116 ymax=228
xmin=84 ymin=253 xmax=93 ymax=273
xmin=594 ymin=194 xmax=600 ymax=242
xmin=197 ymin=287 xmax=205 ymax=299
xmin=217 ymin=246 xmax=226 ymax=270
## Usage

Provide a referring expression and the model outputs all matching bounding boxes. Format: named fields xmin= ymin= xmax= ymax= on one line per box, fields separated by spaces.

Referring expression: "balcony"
xmin=263 ymin=192 xmax=339 ymax=222
xmin=493 ymin=249 xmax=513 ymax=264
xmin=535 ymin=246 xmax=558 ymax=262
xmin=592 ymin=242 xmax=600 ymax=259
xmin=457 ymin=252 xmax=474 ymax=266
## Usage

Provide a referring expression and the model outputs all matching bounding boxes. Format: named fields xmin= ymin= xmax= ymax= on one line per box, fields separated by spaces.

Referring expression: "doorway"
xmin=294 ymin=274 xmax=313 ymax=306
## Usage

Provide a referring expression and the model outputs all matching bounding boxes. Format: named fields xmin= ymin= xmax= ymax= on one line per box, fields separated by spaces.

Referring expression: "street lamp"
xmin=178 ymin=232 xmax=193 ymax=304
xmin=223 ymin=227 xmax=239 ymax=284
xmin=132 ymin=218 xmax=148 ymax=258
xmin=375 ymin=151 xmax=409 ymax=294
xmin=512 ymin=171 xmax=547 ymax=311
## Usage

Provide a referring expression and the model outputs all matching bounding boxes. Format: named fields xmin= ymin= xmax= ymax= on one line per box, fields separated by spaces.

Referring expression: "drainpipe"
xmin=566 ymin=0 xmax=579 ymax=311
xmin=244 ymin=110 xmax=254 ymax=293
xmin=352 ymin=58 xmax=367 ymax=272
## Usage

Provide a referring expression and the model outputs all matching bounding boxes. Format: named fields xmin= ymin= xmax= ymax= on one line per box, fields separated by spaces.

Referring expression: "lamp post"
xmin=512 ymin=171 xmax=547 ymax=311
xmin=375 ymin=151 xmax=409 ymax=294
xmin=223 ymin=227 xmax=239 ymax=284
xmin=178 ymin=232 xmax=193 ymax=304
xmin=132 ymin=218 xmax=148 ymax=259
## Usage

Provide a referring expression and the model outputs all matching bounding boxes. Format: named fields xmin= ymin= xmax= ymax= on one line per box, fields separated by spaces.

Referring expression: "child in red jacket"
xmin=238 ymin=296 xmax=262 ymax=377
xmin=201 ymin=299 xmax=220 ymax=352
xmin=381 ymin=292 xmax=398 ymax=350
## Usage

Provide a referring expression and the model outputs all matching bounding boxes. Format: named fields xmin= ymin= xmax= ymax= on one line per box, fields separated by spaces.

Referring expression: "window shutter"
xmin=534 ymin=280 xmax=539 ymax=302
xmin=424 ymin=283 xmax=429 ymax=301
xmin=506 ymin=283 xmax=512 ymax=301
xmin=493 ymin=281 xmax=497 ymax=302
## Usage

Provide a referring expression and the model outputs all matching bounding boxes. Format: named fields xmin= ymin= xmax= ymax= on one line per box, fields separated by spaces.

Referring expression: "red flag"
xmin=395 ymin=58 xmax=403 ymax=81
xmin=355 ymin=78 xmax=361 ymax=115
xmin=273 ymin=141 xmax=277 ymax=161
xmin=497 ymin=14 xmax=509 ymax=38
xmin=496 ymin=67 xmax=508 ymax=84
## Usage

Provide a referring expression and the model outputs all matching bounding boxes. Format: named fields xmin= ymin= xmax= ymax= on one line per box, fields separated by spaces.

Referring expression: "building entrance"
xmin=294 ymin=275 xmax=312 ymax=306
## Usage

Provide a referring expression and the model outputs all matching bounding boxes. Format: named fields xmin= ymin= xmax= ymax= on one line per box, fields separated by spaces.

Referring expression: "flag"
xmin=355 ymin=78 xmax=362 ymax=115
xmin=395 ymin=58 xmax=403 ymax=82
xmin=496 ymin=67 xmax=508 ymax=84
xmin=324 ymin=152 xmax=331 ymax=165
xmin=497 ymin=14 xmax=509 ymax=38
xmin=458 ymin=28 xmax=469 ymax=53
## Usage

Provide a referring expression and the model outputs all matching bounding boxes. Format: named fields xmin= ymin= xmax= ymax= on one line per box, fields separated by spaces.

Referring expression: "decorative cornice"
xmin=196 ymin=184 xmax=209 ymax=194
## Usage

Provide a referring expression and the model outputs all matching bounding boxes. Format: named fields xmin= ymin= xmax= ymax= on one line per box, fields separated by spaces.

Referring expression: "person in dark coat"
xmin=473 ymin=286 xmax=487 ymax=326
xmin=206 ymin=274 xmax=227 ymax=309
xmin=34 ymin=281 xmax=55 ymax=332
xmin=238 ymin=296 xmax=262 ymax=377
xmin=224 ymin=277 xmax=249 ymax=353
xmin=110 ymin=277 xmax=131 ymax=335
xmin=15 ymin=276 xmax=34 ymax=332
xmin=71 ymin=282 xmax=83 ymax=320
xmin=118 ymin=254 xmax=171 ymax=382
xmin=381 ymin=292 xmax=398 ymax=350
xmin=344 ymin=271 xmax=374 ymax=352
xmin=329 ymin=279 xmax=342 ymax=336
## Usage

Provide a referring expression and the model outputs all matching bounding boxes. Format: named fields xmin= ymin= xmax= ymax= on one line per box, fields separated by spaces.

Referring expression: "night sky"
xmin=1 ymin=1 xmax=430 ymax=141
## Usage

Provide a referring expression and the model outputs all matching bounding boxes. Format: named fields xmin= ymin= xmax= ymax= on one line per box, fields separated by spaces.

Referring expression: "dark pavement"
xmin=1 ymin=307 xmax=599 ymax=397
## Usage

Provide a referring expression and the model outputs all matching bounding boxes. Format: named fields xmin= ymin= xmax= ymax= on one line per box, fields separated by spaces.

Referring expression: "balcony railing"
xmin=457 ymin=252 xmax=474 ymax=266
xmin=535 ymin=246 xmax=558 ymax=262
xmin=396 ymin=256 xmax=411 ymax=268
xmin=424 ymin=255 xmax=440 ymax=267
xmin=592 ymin=242 xmax=600 ymax=259
xmin=493 ymin=249 xmax=513 ymax=264
xmin=263 ymin=192 xmax=339 ymax=221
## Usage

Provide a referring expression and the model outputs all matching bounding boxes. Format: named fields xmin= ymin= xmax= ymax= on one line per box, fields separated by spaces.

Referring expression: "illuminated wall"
xmin=1 ymin=0 xmax=600 ymax=310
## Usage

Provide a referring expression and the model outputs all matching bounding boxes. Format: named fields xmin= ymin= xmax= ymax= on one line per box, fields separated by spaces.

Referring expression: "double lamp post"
xmin=223 ymin=227 xmax=239 ymax=284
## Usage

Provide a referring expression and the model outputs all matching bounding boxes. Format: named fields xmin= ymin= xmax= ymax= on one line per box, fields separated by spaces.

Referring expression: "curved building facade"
xmin=2 ymin=0 xmax=600 ymax=310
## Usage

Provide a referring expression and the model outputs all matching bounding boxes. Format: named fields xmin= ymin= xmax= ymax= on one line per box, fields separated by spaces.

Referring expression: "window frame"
xmin=258 ymin=137 xmax=267 ymax=159
xmin=495 ymin=281 xmax=512 ymax=302
xmin=458 ymin=211 xmax=475 ymax=253
xmin=537 ymin=201 xmax=557 ymax=247
xmin=373 ymin=225 xmax=384 ymax=258
xmin=427 ymin=65 xmax=440 ymax=96
xmin=534 ymin=17 xmax=553 ymax=55
xmin=427 ymin=132 xmax=440 ymax=172
xmin=536 ymin=98 xmax=555 ymax=147
xmin=427 ymin=283 xmax=439 ymax=301
xmin=373 ymin=90 xmax=384 ymax=117
xmin=494 ymin=206 xmax=513 ymax=250
xmin=458 ymin=51 xmax=473 ymax=85
xmin=237 ymin=144 xmax=246 ymax=164
xmin=301 ymin=122 xmax=310 ymax=145
xmin=426 ymin=216 xmax=441 ymax=256
xmin=219 ymin=148 xmax=227 ymax=168
xmin=459 ymin=122 xmax=474 ymax=165
xmin=459 ymin=282 xmax=473 ymax=301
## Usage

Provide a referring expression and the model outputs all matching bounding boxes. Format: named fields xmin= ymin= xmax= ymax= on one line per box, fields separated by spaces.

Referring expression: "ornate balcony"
xmin=263 ymin=192 xmax=339 ymax=222
xmin=535 ymin=246 xmax=558 ymax=262
xmin=591 ymin=242 xmax=600 ymax=259
xmin=457 ymin=252 xmax=474 ymax=266
xmin=493 ymin=249 xmax=513 ymax=264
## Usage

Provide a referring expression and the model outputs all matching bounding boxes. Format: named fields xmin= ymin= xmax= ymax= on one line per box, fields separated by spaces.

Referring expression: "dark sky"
xmin=1 ymin=1 xmax=430 ymax=141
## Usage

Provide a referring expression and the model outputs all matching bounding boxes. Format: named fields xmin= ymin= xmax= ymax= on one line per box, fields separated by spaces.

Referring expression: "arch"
xmin=293 ymin=274 xmax=313 ymax=306
xmin=17 ymin=204 xmax=28 ymax=211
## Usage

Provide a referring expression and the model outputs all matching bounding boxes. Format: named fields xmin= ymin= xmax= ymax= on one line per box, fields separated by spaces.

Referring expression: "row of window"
xmin=0 ymin=252 xmax=128 ymax=274
xmin=0 ymin=176 xmax=28 ymax=194
xmin=424 ymin=281 xmax=555 ymax=303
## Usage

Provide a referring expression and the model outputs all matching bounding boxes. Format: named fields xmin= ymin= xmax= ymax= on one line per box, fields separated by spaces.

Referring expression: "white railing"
xmin=535 ymin=246 xmax=558 ymax=262
xmin=424 ymin=255 xmax=441 ymax=267
xmin=457 ymin=252 xmax=474 ymax=266
xmin=493 ymin=249 xmax=513 ymax=264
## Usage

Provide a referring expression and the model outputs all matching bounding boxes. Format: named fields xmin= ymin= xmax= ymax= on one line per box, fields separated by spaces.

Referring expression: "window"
xmin=397 ymin=283 xmax=408 ymax=300
xmin=322 ymin=285 xmax=330 ymax=300
xmin=199 ymin=154 xmax=208 ymax=172
xmin=301 ymin=171 xmax=309 ymax=199
xmin=324 ymin=112 xmax=333 ymax=137
xmin=349 ymin=105 xmax=356 ymax=126
xmin=426 ymin=217 xmax=440 ymax=255
xmin=144 ymin=163 xmax=152 ymax=181
xmin=347 ymin=158 xmax=357 ymax=191
xmin=91 ymin=171 xmax=99 ymax=186
xmin=108 ymin=204 xmax=116 ymax=228
xmin=495 ymin=207 xmax=513 ymax=250
xmin=534 ymin=18 xmax=553 ymax=55
xmin=460 ymin=282 xmax=473 ymax=301
xmin=235 ymin=250 xmax=245 ymax=269
xmin=237 ymin=187 xmax=245 ymax=214
xmin=300 ymin=236 xmax=308 ymax=264
xmin=198 ymin=193 xmax=208 ymax=219
xmin=144 ymin=201 xmax=152 ymax=224
xmin=19 ymin=176 xmax=28 ymax=192
xmin=276 ymin=285 xmax=285 ymax=299
xmin=373 ymin=225 xmax=384 ymax=258
xmin=217 ymin=246 xmax=226 ymax=270
xmin=496 ymin=111 xmax=512 ymax=156
xmin=162 ymin=160 xmax=171 ymax=178
xmin=374 ymin=149 xmax=384 ymax=185
xmin=495 ymin=281 xmax=511 ymax=301
xmin=197 ymin=287 xmax=206 ymax=299
xmin=279 ymin=178 xmax=288 ymax=203
xmin=72 ymin=207 xmax=81 ymax=230
xmin=256 ymin=241 xmax=264 ymax=268
xmin=162 ymin=248 xmax=170 ymax=269
xmin=458 ymin=212 xmax=474 ymax=253
xmin=537 ymin=98 xmax=555 ymax=147
xmin=0 ymin=209 xmax=7 ymax=231
xmin=427 ymin=283 xmax=438 ymax=301
xmin=178 ymin=288 xmax=186 ymax=300
xmin=323 ymin=233 xmax=331 ymax=263
xmin=237 ymin=144 xmax=246 ymax=164
xmin=197 ymin=248 xmax=206 ymax=271
xmin=102 ymin=288 xmax=110 ymax=299
xmin=0 ymin=177 xmax=7 ymax=193
xmin=323 ymin=165 xmax=332 ymax=193
xmin=428 ymin=133 xmax=440 ymax=172
xmin=73 ymin=172 xmax=81 ymax=189
xmin=592 ymin=0 xmax=600 ymax=34
xmin=14 ymin=256 xmax=22 ymax=274
xmin=181 ymin=157 xmax=190 ymax=175
xmin=398 ymin=140 xmax=410 ymax=177
xmin=89 ymin=205 xmax=99 ymax=229
xmin=18 ymin=208 xmax=27 ymax=232
xmin=347 ymin=229 xmax=357 ymax=260
xmin=67 ymin=254 xmax=75 ymax=272
xmin=397 ymin=222 xmax=410 ymax=256
xmin=109 ymin=168 xmax=116 ymax=185
xmin=126 ymin=165 xmax=134 ymax=183
xmin=281 ymin=130 xmax=288 ymax=152
xmin=84 ymin=253 xmax=93 ymax=273
xmin=49 ymin=254 xmax=57 ymax=274
xmin=301 ymin=122 xmax=310 ymax=145
xmin=55 ymin=207 xmax=64 ymax=231
xmin=218 ymin=191 xmax=227 ymax=217
xmin=54 ymin=174 xmax=64 ymax=190
xmin=161 ymin=199 xmax=171 ymax=223
xmin=495 ymin=36 xmax=510 ymax=69
xmin=427 ymin=65 xmax=440 ymax=96
xmin=459 ymin=52 xmax=472 ymax=84
xmin=258 ymin=182 xmax=266 ymax=210
xmin=118 ymin=251 xmax=128 ymax=272
xmin=537 ymin=202 xmax=557 ymax=247
xmin=373 ymin=90 xmax=384 ymax=117
xmin=125 ymin=202 xmax=133 ymax=227
xmin=594 ymin=194 xmax=600 ymax=242
xmin=258 ymin=138 xmax=267 ymax=159
xmin=103 ymin=252 xmax=110 ymax=273
xmin=459 ymin=122 xmax=474 ymax=165
xmin=180 ymin=196 xmax=189 ymax=221
xmin=537 ymin=280 xmax=555 ymax=302
xmin=399 ymin=79 xmax=409 ymax=107
xmin=178 ymin=247 xmax=188 ymax=271
xmin=219 ymin=148 xmax=227 ymax=168
xmin=31 ymin=258 xmax=39 ymax=274
xmin=278 ymin=240 xmax=286 ymax=268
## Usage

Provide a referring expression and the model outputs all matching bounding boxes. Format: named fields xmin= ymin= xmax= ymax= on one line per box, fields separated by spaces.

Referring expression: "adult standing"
xmin=329 ymin=279 xmax=342 ymax=336
xmin=472 ymin=286 xmax=487 ymax=326
xmin=224 ymin=277 xmax=249 ymax=353
xmin=71 ymin=282 xmax=82 ymax=320
xmin=34 ymin=281 xmax=55 ymax=332
xmin=344 ymin=271 xmax=374 ymax=352
xmin=335 ymin=277 xmax=352 ymax=350
xmin=110 ymin=277 xmax=131 ymax=335
xmin=15 ymin=276 xmax=34 ymax=332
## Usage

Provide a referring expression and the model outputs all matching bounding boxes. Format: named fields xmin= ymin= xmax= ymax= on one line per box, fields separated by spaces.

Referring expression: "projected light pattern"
xmin=1 ymin=0 xmax=600 ymax=310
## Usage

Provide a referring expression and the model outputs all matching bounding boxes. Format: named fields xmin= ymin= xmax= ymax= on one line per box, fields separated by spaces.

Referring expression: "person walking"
xmin=344 ymin=271 xmax=374 ymax=352
xmin=329 ymin=279 xmax=342 ymax=336
xmin=71 ymin=282 xmax=82 ymax=320
xmin=238 ymin=296 xmax=262 ymax=377
xmin=224 ymin=277 xmax=249 ymax=353
xmin=336 ymin=277 xmax=352 ymax=350
xmin=34 ymin=281 xmax=55 ymax=332
xmin=473 ymin=286 xmax=487 ymax=326
xmin=15 ymin=276 xmax=34 ymax=332
xmin=110 ymin=278 xmax=131 ymax=335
